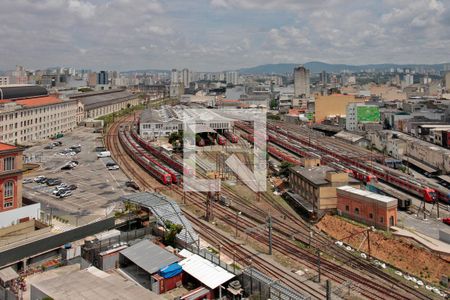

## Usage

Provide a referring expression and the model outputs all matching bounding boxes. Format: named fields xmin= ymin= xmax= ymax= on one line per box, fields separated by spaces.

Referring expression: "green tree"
xmin=163 ymin=220 xmax=183 ymax=247
xmin=279 ymin=161 xmax=293 ymax=176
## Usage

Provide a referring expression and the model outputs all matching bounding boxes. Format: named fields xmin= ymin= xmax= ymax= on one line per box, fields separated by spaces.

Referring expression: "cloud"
xmin=0 ymin=0 xmax=449 ymax=71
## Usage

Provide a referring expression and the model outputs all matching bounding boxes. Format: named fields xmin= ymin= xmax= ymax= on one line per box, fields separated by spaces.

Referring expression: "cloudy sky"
xmin=1 ymin=0 xmax=449 ymax=71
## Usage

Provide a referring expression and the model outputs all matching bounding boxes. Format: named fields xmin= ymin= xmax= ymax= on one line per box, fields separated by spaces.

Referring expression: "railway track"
xmin=108 ymin=118 xmax=438 ymax=300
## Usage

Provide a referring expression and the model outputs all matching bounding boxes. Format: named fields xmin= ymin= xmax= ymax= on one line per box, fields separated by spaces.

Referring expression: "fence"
xmin=184 ymin=242 xmax=309 ymax=300
xmin=0 ymin=217 xmax=115 ymax=268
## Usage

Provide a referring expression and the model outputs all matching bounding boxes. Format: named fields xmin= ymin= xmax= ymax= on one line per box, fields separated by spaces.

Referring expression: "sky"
xmin=1 ymin=0 xmax=449 ymax=72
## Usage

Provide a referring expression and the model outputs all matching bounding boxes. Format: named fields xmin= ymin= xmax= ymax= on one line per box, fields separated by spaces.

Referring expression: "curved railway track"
xmin=107 ymin=118 xmax=438 ymax=300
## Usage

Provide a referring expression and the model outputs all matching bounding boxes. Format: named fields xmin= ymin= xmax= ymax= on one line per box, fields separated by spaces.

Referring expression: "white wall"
xmin=0 ymin=203 xmax=41 ymax=228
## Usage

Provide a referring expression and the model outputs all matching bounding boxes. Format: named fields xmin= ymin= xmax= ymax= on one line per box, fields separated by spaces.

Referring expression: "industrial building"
xmin=68 ymin=89 xmax=140 ymax=122
xmin=0 ymin=85 xmax=77 ymax=144
xmin=337 ymin=186 xmax=398 ymax=230
xmin=0 ymin=143 xmax=23 ymax=212
xmin=314 ymin=94 xmax=364 ymax=123
xmin=288 ymin=164 xmax=360 ymax=212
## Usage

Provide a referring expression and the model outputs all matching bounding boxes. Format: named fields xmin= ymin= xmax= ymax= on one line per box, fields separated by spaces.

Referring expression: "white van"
xmin=97 ymin=151 xmax=111 ymax=158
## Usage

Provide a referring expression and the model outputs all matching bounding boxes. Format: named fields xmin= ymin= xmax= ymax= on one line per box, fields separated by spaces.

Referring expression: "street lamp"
xmin=235 ymin=211 xmax=241 ymax=238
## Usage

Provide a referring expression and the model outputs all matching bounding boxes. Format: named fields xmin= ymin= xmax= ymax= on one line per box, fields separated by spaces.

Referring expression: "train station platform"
xmin=391 ymin=226 xmax=450 ymax=255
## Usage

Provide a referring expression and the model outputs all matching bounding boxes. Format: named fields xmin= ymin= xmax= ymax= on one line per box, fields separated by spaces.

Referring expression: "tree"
xmin=163 ymin=220 xmax=183 ymax=247
xmin=270 ymin=99 xmax=278 ymax=110
xmin=279 ymin=161 xmax=293 ymax=176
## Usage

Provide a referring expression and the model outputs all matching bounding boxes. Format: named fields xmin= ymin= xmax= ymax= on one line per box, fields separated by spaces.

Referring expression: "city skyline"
xmin=1 ymin=0 xmax=450 ymax=71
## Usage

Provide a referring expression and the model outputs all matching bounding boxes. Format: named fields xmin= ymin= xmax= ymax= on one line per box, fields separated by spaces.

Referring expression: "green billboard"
xmin=357 ymin=106 xmax=380 ymax=122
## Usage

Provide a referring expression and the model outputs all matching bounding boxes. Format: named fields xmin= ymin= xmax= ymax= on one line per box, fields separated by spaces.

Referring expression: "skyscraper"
xmin=97 ymin=71 xmax=108 ymax=85
xmin=182 ymin=68 xmax=191 ymax=88
xmin=294 ymin=66 xmax=310 ymax=98
xmin=171 ymin=69 xmax=179 ymax=83
xmin=226 ymin=71 xmax=239 ymax=85
xmin=320 ymin=70 xmax=328 ymax=85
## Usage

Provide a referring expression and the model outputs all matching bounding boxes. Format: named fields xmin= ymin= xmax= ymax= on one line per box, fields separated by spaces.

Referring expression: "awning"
xmin=404 ymin=156 xmax=437 ymax=173
xmin=0 ymin=267 xmax=19 ymax=283
xmin=120 ymin=240 xmax=179 ymax=274
xmin=178 ymin=250 xmax=235 ymax=289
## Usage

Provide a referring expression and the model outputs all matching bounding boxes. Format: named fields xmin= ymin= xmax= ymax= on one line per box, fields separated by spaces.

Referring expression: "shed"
xmin=120 ymin=240 xmax=179 ymax=274
xmin=0 ymin=267 xmax=19 ymax=286
xmin=178 ymin=250 xmax=235 ymax=289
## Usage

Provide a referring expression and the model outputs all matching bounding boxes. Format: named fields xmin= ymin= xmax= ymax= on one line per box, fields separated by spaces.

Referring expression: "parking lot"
xmin=23 ymin=127 xmax=136 ymax=226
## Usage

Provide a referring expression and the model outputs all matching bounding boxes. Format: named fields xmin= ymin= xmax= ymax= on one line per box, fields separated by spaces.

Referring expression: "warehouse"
xmin=337 ymin=186 xmax=398 ymax=230
xmin=69 ymin=89 xmax=140 ymax=123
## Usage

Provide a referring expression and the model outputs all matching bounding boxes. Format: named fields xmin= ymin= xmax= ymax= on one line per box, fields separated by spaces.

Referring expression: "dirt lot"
xmin=316 ymin=214 xmax=450 ymax=284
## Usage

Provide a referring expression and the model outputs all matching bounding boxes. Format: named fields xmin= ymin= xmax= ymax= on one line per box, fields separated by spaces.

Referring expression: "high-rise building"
xmin=404 ymin=74 xmax=414 ymax=86
xmin=182 ymin=68 xmax=191 ymax=88
xmin=9 ymin=65 xmax=28 ymax=84
xmin=226 ymin=71 xmax=239 ymax=85
xmin=87 ymin=72 xmax=97 ymax=87
xmin=171 ymin=69 xmax=179 ymax=83
xmin=320 ymin=71 xmax=328 ymax=85
xmin=445 ymin=72 xmax=450 ymax=92
xmin=97 ymin=71 xmax=109 ymax=85
xmin=293 ymin=66 xmax=310 ymax=98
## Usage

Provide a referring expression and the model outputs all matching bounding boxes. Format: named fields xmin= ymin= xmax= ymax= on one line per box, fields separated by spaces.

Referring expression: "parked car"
xmin=53 ymin=187 xmax=67 ymax=195
xmin=47 ymin=179 xmax=62 ymax=186
xmin=67 ymin=184 xmax=77 ymax=190
xmin=125 ymin=181 xmax=139 ymax=190
xmin=23 ymin=178 xmax=33 ymax=184
xmin=106 ymin=161 xmax=117 ymax=167
xmin=61 ymin=164 xmax=73 ymax=170
xmin=443 ymin=218 xmax=450 ymax=226
xmin=95 ymin=147 xmax=107 ymax=152
xmin=44 ymin=144 xmax=54 ymax=150
xmin=97 ymin=151 xmax=111 ymax=158
xmin=57 ymin=183 xmax=68 ymax=189
xmin=107 ymin=165 xmax=119 ymax=170
xmin=59 ymin=190 xmax=72 ymax=198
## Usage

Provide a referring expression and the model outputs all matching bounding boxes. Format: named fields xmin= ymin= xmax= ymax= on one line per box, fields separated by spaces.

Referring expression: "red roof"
xmin=0 ymin=143 xmax=17 ymax=151
xmin=15 ymin=95 xmax=62 ymax=107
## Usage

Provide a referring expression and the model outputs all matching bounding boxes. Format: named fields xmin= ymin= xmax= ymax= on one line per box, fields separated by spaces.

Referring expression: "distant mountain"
xmin=239 ymin=61 xmax=449 ymax=74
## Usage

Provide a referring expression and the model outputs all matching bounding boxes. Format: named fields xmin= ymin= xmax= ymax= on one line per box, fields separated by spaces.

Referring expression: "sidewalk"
xmin=391 ymin=226 xmax=450 ymax=255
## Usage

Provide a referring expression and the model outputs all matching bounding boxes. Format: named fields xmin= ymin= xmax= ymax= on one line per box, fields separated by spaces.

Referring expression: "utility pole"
xmin=268 ymin=214 xmax=273 ymax=255
xmin=235 ymin=211 xmax=241 ymax=238
xmin=326 ymin=280 xmax=332 ymax=300
xmin=317 ymin=249 xmax=321 ymax=283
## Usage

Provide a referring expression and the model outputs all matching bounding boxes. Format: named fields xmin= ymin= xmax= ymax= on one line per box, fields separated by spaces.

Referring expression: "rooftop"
xmin=178 ymin=249 xmax=235 ymax=289
xmin=120 ymin=239 xmax=179 ymax=274
xmin=0 ymin=85 xmax=48 ymax=100
xmin=0 ymin=143 xmax=18 ymax=152
xmin=31 ymin=266 xmax=162 ymax=300
xmin=337 ymin=185 xmax=398 ymax=206
xmin=14 ymin=95 xmax=62 ymax=107
xmin=70 ymin=89 xmax=137 ymax=110
xmin=290 ymin=165 xmax=357 ymax=186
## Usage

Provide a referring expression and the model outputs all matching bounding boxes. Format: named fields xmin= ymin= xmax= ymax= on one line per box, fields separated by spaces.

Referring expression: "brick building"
xmin=289 ymin=162 xmax=360 ymax=212
xmin=0 ymin=143 xmax=23 ymax=212
xmin=337 ymin=186 xmax=397 ymax=230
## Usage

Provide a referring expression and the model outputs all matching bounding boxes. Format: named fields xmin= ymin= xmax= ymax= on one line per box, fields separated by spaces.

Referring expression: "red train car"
xmin=217 ymin=135 xmax=227 ymax=145
xmin=224 ymin=131 xmax=238 ymax=143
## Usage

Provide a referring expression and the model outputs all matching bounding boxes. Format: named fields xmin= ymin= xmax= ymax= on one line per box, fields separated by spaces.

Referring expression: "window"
xmin=345 ymin=205 xmax=349 ymax=211
xmin=369 ymin=213 xmax=373 ymax=219
xmin=380 ymin=217 xmax=384 ymax=223
xmin=4 ymin=157 xmax=15 ymax=171
xmin=4 ymin=181 xmax=14 ymax=199
xmin=354 ymin=207 xmax=359 ymax=215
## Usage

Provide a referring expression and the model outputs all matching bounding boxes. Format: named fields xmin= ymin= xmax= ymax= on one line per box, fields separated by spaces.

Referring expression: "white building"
xmin=171 ymin=69 xmax=179 ymax=83
xmin=226 ymin=71 xmax=239 ymax=85
xmin=346 ymin=103 xmax=380 ymax=131
xmin=0 ymin=77 xmax=9 ymax=86
xmin=445 ymin=72 xmax=450 ymax=92
xmin=404 ymin=74 xmax=414 ymax=86
xmin=139 ymin=108 xmax=182 ymax=140
xmin=182 ymin=68 xmax=191 ymax=88
xmin=293 ymin=66 xmax=310 ymax=98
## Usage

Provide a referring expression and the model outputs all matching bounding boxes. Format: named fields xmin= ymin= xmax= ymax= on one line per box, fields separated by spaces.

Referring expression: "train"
xmin=217 ymin=134 xmax=227 ymax=145
xmin=268 ymin=123 xmax=438 ymax=203
xmin=119 ymin=130 xmax=172 ymax=185
xmin=268 ymin=146 xmax=302 ymax=165
xmin=223 ymin=131 xmax=238 ymax=143
xmin=131 ymin=129 xmax=192 ymax=177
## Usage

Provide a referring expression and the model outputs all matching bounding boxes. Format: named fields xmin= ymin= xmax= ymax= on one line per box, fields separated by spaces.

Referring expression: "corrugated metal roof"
xmin=0 ymin=267 xmax=19 ymax=282
xmin=120 ymin=240 xmax=178 ymax=274
xmin=178 ymin=250 xmax=235 ymax=289
xmin=404 ymin=156 xmax=437 ymax=173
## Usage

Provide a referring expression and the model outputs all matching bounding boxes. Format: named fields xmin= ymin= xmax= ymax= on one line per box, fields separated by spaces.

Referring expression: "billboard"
xmin=357 ymin=106 xmax=380 ymax=122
